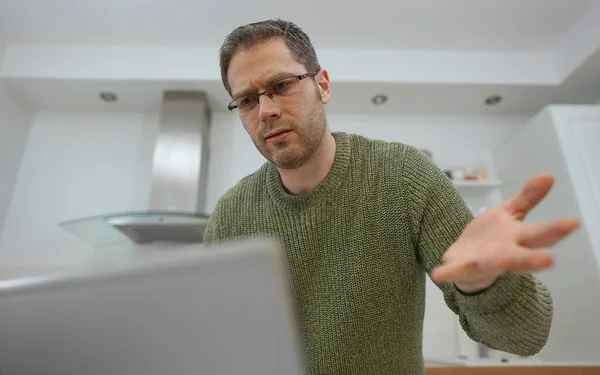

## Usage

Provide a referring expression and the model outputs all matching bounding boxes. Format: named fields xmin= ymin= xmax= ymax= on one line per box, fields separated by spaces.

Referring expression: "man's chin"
xmin=271 ymin=150 xmax=307 ymax=170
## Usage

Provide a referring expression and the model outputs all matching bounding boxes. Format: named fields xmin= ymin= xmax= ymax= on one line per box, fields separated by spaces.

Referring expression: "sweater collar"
xmin=266 ymin=132 xmax=351 ymax=212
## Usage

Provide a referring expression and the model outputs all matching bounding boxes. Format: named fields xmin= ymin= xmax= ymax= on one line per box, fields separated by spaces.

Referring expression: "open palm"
xmin=430 ymin=173 xmax=581 ymax=294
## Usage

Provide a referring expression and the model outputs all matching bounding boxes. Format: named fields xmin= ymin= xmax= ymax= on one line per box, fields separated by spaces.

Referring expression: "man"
xmin=204 ymin=19 xmax=580 ymax=375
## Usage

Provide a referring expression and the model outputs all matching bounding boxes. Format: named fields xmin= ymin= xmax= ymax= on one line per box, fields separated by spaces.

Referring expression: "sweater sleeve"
xmin=401 ymin=145 xmax=554 ymax=357
xmin=203 ymin=209 xmax=220 ymax=245
xmin=203 ymin=196 xmax=228 ymax=245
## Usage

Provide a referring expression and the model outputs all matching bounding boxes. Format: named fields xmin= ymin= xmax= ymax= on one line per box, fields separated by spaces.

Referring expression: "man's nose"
xmin=258 ymin=94 xmax=282 ymax=122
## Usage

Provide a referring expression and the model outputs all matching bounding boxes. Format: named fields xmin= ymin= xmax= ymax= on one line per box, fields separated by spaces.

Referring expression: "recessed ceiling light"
xmin=484 ymin=95 xmax=502 ymax=106
xmin=100 ymin=92 xmax=118 ymax=102
xmin=372 ymin=94 xmax=388 ymax=105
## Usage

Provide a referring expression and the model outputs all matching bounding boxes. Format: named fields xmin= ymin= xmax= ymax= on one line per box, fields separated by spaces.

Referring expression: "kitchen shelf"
xmin=452 ymin=180 xmax=502 ymax=196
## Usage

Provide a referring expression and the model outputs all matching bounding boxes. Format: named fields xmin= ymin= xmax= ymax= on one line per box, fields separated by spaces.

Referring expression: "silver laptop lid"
xmin=0 ymin=240 xmax=305 ymax=375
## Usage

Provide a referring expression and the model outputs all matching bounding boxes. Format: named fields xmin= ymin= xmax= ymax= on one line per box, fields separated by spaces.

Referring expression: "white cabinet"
xmin=493 ymin=105 xmax=600 ymax=363
xmin=424 ymin=105 xmax=600 ymax=364
xmin=553 ymin=113 xmax=600 ymax=272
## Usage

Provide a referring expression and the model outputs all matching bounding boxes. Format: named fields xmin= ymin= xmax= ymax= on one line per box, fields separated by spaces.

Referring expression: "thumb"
xmin=504 ymin=173 xmax=554 ymax=220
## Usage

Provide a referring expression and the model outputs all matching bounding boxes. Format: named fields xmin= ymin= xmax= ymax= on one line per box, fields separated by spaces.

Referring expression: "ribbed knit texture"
xmin=204 ymin=132 xmax=554 ymax=375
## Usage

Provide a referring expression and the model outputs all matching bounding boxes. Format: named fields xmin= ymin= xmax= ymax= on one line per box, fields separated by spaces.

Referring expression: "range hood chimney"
xmin=59 ymin=91 xmax=211 ymax=246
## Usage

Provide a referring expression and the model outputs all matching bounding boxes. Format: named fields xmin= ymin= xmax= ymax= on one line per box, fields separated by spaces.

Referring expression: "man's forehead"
xmin=228 ymin=39 xmax=303 ymax=96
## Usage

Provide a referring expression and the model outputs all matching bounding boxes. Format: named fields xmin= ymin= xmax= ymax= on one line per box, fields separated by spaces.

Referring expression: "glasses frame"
xmin=227 ymin=71 xmax=318 ymax=112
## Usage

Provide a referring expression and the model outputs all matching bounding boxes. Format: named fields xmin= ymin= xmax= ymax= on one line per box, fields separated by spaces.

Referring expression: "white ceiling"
xmin=0 ymin=0 xmax=593 ymax=50
xmin=1 ymin=0 xmax=599 ymax=116
xmin=4 ymin=78 xmax=592 ymax=116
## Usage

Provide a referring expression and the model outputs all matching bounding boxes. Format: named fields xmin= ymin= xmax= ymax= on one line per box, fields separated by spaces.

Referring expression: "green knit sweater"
xmin=203 ymin=132 xmax=553 ymax=375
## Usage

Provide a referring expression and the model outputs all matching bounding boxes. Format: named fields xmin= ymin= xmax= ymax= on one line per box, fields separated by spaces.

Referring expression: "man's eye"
xmin=270 ymin=79 xmax=294 ymax=94
xmin=274 ymin=82 xmax=288 ymax=90
xmin=239 ymin=96 xmax=254 ymax=107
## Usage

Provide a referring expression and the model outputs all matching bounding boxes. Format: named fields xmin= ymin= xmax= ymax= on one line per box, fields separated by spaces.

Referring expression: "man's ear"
xmin=316 ymin=69 xmax=331 ymax=105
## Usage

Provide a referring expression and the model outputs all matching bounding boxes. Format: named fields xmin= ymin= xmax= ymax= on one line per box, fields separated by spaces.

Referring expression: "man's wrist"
xmin=455 ymin=276 xmax=498 ymax=295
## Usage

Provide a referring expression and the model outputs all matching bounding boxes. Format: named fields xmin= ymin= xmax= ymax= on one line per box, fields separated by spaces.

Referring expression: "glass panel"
xmin=59 ymin=211 xmax=210 ymax=247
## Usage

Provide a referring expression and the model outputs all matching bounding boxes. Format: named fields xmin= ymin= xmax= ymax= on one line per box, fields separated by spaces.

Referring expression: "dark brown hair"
xmin=219 ymin=19 xmax=321 ymax=96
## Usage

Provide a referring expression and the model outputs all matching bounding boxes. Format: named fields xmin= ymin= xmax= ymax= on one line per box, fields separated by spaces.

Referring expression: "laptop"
xmin=0 ymin=240 xmax=305 ymax=375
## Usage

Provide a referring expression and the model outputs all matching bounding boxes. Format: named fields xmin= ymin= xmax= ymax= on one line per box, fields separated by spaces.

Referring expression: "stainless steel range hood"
xmin=59 ymin=91 xmax=211 ymax=245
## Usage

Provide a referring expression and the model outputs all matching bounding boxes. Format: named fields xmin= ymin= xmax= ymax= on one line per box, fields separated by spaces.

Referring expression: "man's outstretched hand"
xmin=430 ymin=173 xmax=581 ymax=294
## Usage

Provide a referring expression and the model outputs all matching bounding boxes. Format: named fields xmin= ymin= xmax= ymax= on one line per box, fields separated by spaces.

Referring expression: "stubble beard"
xmin=258 ymin=103 xmax=327 ymax=170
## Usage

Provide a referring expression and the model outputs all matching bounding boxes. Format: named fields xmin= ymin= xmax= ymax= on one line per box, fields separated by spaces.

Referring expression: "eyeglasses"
xmin=228 ymin=72 xmax=318 ymax=113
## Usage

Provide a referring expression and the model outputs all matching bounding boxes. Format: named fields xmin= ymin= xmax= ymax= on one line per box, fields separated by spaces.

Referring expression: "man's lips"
xmin=265 ymin=129 xmax=292 ymax=143
xmin=265 ymin=129 xmax=292 ymax=139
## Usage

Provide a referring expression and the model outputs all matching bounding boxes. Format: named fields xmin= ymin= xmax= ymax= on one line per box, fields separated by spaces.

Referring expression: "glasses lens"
xmin=229 ymin=75 xmax=301 ymax=113
xmin=268 ymin=76 xmax=298 ymax=97
xmin=234 ymin=95 xmax=257 ymax=113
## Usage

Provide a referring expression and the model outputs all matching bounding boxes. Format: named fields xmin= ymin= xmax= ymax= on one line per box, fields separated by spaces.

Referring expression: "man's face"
xmin=227 ymin=38 xmax=331 ymax=169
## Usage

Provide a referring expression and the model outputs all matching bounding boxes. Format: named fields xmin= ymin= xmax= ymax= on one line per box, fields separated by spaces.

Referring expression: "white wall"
xmin=0 ymin=82 xmax=33 ymax=235
xmin=0 ymin=109 xmax=526 ymax=360
xmin=1 ymin=110 xmax=524 ymax=263
xmin=205 ymin=113 xmax=246 ymax=213
xmin=205 ymin=112 xmax=527 ymax=208
xmin=0 ymin=111 xmax=239 ymax=278
xmin=0 ymin=111 xmax=160 ymax=272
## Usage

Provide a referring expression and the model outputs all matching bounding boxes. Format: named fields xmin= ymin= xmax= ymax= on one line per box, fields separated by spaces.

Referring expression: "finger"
xmin=517 ymin=218 xmax=581 ymax=248
xmin=493 ymin=249 xmax=555 ymax=273
xmin=504 ymin=174 xmax=554 ymax=220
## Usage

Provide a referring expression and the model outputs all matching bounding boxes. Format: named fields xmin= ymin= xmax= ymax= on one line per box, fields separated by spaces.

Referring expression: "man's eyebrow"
xmin=266 ymin=72 xmax=297 ymax=84
xmin=232 ymin=72 xmax=297 ymax=99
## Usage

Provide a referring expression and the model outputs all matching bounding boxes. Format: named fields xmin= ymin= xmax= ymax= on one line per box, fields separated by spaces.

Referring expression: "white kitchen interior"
xmin=0 ymin=0 xmax=599 ymax=372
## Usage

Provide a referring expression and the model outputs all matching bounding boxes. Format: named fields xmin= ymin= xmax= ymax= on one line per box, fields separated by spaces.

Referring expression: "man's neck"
xmin=278 ymin=132 xmax=336 ymax=196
